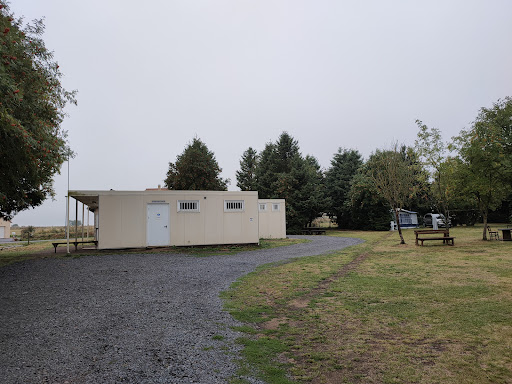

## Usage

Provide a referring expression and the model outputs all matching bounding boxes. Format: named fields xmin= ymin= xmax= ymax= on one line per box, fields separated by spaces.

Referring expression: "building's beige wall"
xmin=223 ymin=195 xmax=259 ymax=244
xmin=94 ymin=190 xmax=259 ymax=249
xmin=203 ymin=195 xmax=223 ymax=245
xmin=258 ymin=199 xmax=286 ymax=239
xmin=0 ymin=218 xmax=11 ymax=238
xmin=97 ymin=194 xmax=146 ymax=249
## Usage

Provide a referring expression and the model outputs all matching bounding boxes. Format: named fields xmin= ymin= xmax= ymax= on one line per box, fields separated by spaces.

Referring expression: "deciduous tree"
xmin=0 ymin=4 xmax=77 ymax=220
xmin=451 ymin=108 xmax=512 ymax=239
xmin=415 ymin=120 xmax=457 ymax=225
xmin=21 ymin=225 xmax=35 ymax=244
xmin=368 ymin=144 xmax=418 ymax=244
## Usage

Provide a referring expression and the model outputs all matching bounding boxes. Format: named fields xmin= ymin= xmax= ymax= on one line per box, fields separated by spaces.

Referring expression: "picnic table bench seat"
xmin=52 ymin=240 xmax=98 ymax=253
xmin=301 ymin=228 xmax=326 ymax=235
xmin=414 ymin=229 xmax=455 ymax=246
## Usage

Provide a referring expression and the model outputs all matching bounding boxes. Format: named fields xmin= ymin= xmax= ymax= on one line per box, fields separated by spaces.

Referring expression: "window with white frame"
xmin=399 ymin=212 xmax=412 ymax=225
xmin=272 ymin=203 xmax=280 ymax=212
xmin=259 ymin=203 xmax=267 ymax=212
xmin=224 ymin=200 xmax=244 ymax=212
xmin=177 ymin=200 xmax=200 ymax=212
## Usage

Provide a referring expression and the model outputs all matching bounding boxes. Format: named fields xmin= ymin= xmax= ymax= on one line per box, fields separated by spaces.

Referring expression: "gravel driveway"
xmin=0 ymin=235 xmax=362 ymax=384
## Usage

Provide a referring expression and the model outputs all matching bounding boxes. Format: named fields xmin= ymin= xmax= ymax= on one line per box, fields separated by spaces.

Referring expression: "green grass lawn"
xmin=223 ymin=225 xmax=512 ymax=384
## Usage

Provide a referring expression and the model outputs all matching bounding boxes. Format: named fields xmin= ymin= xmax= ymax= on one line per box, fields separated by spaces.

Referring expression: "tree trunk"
xmin=395 ymin=209 xmax=406 ymax=244
xmin=482 ymin=210 xmax=488 ymax=241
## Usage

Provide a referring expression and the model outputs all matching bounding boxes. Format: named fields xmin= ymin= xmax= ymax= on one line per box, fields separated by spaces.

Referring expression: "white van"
xmin=423 ymin=213 xmax=450 ymax=228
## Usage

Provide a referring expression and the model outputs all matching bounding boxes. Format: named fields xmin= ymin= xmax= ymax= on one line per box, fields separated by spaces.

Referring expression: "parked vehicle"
xmin=423 ymin=213 xmax=451 ymax=228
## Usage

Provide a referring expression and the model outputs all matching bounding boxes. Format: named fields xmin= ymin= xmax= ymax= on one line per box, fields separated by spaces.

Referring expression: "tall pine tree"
xmin=164 ymin=138 xmax=229 ymax=190
xmin=325 ymin=148 xmax=363 ymax=228
xmin=252 ymin=132 xmax=327 ymax=231
xmin=236 ymin=147 xmax=258 ymax=191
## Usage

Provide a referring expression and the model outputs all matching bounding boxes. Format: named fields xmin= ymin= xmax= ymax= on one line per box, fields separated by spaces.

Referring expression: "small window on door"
xmin=272 ymin=203 xmax=280 ymax=212
xmin=259 ymin=203 xmax=267 ymax=212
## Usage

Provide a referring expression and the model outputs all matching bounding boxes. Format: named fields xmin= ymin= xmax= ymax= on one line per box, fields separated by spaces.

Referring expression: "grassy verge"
xmin=0 ymin=238 xmax=308 ymax=269
xmin=0 ymin=241 xmax=57 ymax=267
xmin=223 ymin=226 xmax=512 ymax=383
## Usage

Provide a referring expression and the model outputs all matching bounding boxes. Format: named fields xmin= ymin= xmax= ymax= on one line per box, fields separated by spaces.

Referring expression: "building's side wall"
xmin=0 ymin=218 xmax=11 ymax=238
xmin=223 ymin=195 xmax=259 ymax=245
xmin=96 ymin=191 xmax=259 ymax=249
xmin=258 ymin=199 xmax=286 ymax=239
xmin=97 ymin=194 xmax=145 ymax=249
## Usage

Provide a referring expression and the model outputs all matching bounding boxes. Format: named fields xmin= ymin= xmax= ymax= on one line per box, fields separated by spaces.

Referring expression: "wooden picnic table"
xmin=499 ymin=228 xmax=512 ymax=241
xmin=414 ymin=229 xmax=455 ymax=246
xmin=52 ymin=240 xmax=98 ymax=253
xmin=301 ymin=227 xmax=326 ymax=235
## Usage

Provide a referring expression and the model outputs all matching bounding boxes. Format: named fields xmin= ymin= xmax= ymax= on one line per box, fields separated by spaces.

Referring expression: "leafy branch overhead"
xmin=0 ymin=3 xmax=77 ymax=220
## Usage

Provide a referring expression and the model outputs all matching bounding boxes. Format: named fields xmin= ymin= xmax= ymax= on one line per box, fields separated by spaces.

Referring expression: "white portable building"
xmin=69 ymin=189 xmax=286 ymax=249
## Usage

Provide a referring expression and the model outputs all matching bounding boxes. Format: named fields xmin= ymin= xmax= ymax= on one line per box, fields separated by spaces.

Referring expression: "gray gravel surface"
xmin=0 ymin=235 xmax=363 ymax=384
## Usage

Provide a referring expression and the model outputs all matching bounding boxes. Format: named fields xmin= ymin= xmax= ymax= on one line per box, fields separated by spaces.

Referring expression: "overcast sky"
xmin=9 ymin=0 xmax=512 ymax=226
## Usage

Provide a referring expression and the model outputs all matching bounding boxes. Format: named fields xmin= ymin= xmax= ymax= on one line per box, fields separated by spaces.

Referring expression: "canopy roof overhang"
xmin=68 ymin=191 xmax=101 ymax=211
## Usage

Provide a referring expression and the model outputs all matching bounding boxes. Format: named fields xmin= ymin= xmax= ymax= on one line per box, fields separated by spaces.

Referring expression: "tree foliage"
xmin=251 ymin=132 xmax=327 ymax=231
xmin=347 ymin=170 xmax=391 ymax=231
xmin=0 ymin=4 xmax=77 ymax=220
xmin=325 ymin=148 xmax=363 ymax=228
xmin=475 ymin=97 xmax=512 ymax=158
xmin=236 ymin=147 xmax=258 ymax=191
xmin=289 ymin=155 xmax=327 ymax=228
xmin=253 ymin=142 xmax=277 ymax=199
xmin=368 ymin=144 xmax=418 ymax=244
xmin=451 ymin=101 xmax=512 ymax=239
xmin=164 ymin=138 xmax=229 ymax=191
xmin=21 ymin=225 xmax=35 ymax=244
xmin=415 ymin=120 xmax=459 ymax=223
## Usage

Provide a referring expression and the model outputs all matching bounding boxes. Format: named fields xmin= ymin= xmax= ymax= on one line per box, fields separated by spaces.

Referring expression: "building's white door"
xmin=0 ymin=226 xmax=4 ymax=238
xmin=147 ymin=204 xmax=170 ymax=246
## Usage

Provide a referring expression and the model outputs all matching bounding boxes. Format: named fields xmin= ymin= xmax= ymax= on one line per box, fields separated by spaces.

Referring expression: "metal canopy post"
xmin=81 ymin=203 xmax=85 ymax=242
xmin=66 ymin=194 xmax=70 ymax=254
xmin=75 ymin=199 xmax=78 ymax=250
xmin=66 ymin=158 xmax=70 ymax=254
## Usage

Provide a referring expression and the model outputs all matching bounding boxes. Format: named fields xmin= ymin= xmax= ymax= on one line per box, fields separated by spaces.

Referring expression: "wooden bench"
xmin=414 ymin=229 xmax=455 ymax=246
xmin=301 ymin=228 xmax=326 ymax=235
xmin=52 ymin=240 xmax=98 ymax=253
